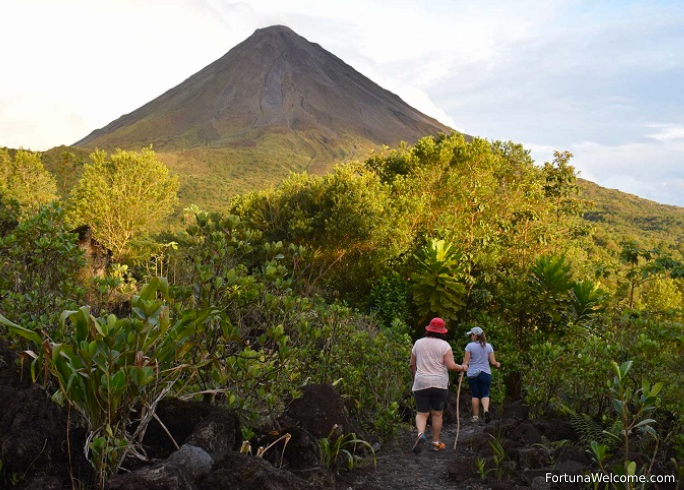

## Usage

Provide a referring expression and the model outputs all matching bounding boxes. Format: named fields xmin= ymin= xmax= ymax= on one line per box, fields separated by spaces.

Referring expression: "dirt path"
xmin=341 ymin=420 xmax=489 ymax=490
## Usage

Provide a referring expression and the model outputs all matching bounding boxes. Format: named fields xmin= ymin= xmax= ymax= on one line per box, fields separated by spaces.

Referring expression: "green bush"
xmin=369 ymin=272 xmax=411 ymax=328
xmin=0 ymin=204 xmax=86 ymax=344
xmin=36 ymin=279 xmax=211 ymax=486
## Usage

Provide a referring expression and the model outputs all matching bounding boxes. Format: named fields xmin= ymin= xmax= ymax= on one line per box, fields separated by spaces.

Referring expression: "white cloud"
xmin=646 ymin=123 xmax=684 ymax=142
xmin=561 ymin=136 xmax=684 ymax=205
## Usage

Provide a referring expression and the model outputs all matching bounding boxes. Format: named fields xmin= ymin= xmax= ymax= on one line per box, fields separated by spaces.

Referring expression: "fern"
xmin=570 ymin=412 xmax=620 ymax=448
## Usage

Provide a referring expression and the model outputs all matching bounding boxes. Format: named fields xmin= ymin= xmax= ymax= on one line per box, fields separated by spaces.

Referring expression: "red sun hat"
xmin=425 ymin=317 xmax=447 ymax=334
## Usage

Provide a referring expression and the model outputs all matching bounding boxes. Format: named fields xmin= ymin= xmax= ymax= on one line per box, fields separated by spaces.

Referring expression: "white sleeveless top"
xmin=411 ymin=337 xmax=451 ymax=391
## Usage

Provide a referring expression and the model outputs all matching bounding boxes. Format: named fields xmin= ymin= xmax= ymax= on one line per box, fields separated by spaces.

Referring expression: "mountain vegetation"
xmin=1 ymin=24 xmax=683 ymax=489
xmin=1 ymin=133 xmax=683 ymax=488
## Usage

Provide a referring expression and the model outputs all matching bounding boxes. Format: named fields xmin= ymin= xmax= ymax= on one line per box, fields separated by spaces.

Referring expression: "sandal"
xmin=430 ymin=441 xmax=445 ymax=452
xmin=412 ymin=433 xmax=426 ymax=453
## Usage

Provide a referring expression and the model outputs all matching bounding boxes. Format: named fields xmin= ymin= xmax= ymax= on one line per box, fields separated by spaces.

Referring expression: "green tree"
xmin=68 ymin=147 xmax=179 ymax=260
xmin=618 ymin=241 xmax=684 ymax=309
xmin=542 ymin=150 xmax=581 ymax=220
xmin=640 ymin=276 xmax=683 ymax=314
xmin=0 ymin=148 xmax=58 ymax=217
xmin=234 ymin=162 xmax=409 ymax=297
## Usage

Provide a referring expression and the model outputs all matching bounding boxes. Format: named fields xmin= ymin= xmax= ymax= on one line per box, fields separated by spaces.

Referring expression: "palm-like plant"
xmin=569 ymin=280 xmax=608 ymax=324
xmin=411 ymin=239 xmax=466 ymax=321
xmin=527 ymin=255 xmax=573 ymax=333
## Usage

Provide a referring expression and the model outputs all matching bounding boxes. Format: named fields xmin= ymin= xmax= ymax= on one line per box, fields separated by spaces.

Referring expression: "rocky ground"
xmin=342 ymin=419 xmax=489 ymax=490
xmin=1 ymin=341 xmax=679 ymax=489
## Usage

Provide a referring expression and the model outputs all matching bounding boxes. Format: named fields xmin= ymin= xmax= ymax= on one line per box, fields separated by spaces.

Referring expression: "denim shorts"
xmin=413 ymin=387 xmax=449 ymax=413
xmin=467 ymin=371 xmax=492 ymax=398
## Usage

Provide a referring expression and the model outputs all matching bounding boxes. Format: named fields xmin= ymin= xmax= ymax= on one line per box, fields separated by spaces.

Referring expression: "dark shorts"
xmin=467 ymin=371 xmax=492 ymax=399
xmin=413 ymin=387 xmax=449 ymax=413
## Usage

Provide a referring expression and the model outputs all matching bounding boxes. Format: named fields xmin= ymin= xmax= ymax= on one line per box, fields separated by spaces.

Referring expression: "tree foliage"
xmin=0 ymin=148 xmax=58 ymax=217
xmin=233 ymin=163 xmax=410 ymax=297
xmin=68 ymin=148 xmax=179 ymax=260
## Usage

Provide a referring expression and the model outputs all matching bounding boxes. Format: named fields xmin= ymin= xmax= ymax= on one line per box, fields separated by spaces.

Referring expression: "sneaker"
xmin=471 ymin=416 xmax=479 ymax=423
xmin=412 ymin=433 xmax=426 ymax=453
xmin=430 ymin=441 xmax=446 ymax=452
xmin=484 ymin=411 xmax=491 ymax=424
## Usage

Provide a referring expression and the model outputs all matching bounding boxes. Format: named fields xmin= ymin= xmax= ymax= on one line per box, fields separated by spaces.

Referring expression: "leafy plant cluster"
xmin=0 ymin=203 xmax=86 ymax=344
xmin=2 ymin=134 xmax=684 ymax=484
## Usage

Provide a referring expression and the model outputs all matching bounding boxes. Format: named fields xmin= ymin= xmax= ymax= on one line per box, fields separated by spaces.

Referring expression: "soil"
xmin=340 ymin=419 xmax=489 ymax=490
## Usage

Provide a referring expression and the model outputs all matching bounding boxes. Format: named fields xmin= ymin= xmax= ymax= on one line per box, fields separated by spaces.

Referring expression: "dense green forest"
xmin=1 ymin=134 xmax=683 ymax=487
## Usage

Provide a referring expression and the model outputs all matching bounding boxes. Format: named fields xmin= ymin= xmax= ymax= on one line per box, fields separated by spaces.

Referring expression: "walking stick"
xmin=453 ymin=371 xmax=464 ymax=451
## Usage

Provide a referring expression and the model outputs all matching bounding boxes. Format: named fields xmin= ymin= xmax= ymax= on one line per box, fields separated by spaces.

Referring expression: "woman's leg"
xmin=430 ymin=410 xmax=443 ymax=442
xmin=471 ymin=397 xmax=480 ymax=418
xmin=467 ymin=377 xmax=481 ymax=418
xmin=415 ymin=411 xmax=429 ymax=434
xmin=413 ymin=389 xmax=431 ymax=435
xmin=479 ymin=372 xmax=493 ymax=420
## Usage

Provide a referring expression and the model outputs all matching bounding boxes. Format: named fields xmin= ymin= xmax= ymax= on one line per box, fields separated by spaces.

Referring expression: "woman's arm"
xmin=409 ymin=353 xmax=417 ymax=380
xmin=489 ymin=352 xmax=501 ymax=369
xmin=462 ymin=350 xmax=471 ymax=368
xmin=444 ymin=349 xmax=467 ymax=372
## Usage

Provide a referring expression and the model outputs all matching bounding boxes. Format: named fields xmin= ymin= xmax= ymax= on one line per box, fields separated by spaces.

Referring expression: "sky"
xmin=1 ymin=0 xmax=683 ymax=205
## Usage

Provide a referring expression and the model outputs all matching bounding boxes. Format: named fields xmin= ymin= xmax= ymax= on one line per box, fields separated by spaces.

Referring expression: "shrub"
xmin=3 ymin=278 xmax=216 ymax=487
xmin=0 ymin=204 xmax=85 ymax=344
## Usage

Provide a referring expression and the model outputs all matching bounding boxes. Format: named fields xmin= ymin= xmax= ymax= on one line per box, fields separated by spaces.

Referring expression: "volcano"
xmin=75 ymin=25 xmax=452 ymax=157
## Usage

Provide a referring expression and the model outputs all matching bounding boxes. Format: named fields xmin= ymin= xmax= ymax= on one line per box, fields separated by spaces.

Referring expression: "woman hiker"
xmin=463 ymin=326 xmax=501 ymax=424
xmin=409 ymin=317 xmax=467 ymax=453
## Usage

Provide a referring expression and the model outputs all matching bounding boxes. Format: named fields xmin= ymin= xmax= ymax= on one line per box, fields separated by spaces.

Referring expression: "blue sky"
xmin=1 ymin=0 xmax=683 ymax=205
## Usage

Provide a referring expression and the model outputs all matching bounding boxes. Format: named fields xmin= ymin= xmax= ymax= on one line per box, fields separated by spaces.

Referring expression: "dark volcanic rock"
xmin=166 ymin=444 xmax=213 ymax=480
xmin=484 ymin=417 xmax=521 ymax=439
xmin=281 ymin=383 xmax=358 ymax=438
xmin=509 ymin=421 xmax=543 ymax=445
xmin=15 ymin=475 xmax=65 ymax=490
xmin=185 ymin=410 xmax=240 ymax=462
xmin=143 ymin=399 xmax=239 ymax=460
xmin=447 ymin=456 xmax=478 ymax=482
xmin=106 ymin=463 xmax=198 ymax=490
xmin=515 ymin=446 xmax=550 ymax=469
xmin=255 ymin=427 xmax=321 ymax=471
xmin=529 ymin=418 xmax=578 ymax=442
xmin=502 ymin=400 xmax=530 ymax=420
xmin=198 ymin=452 xmax=316 ymax=490
xmin=0 ymin=384 xmax=92 ymax=487
xmin=554 ymin=446 xmax=591 ymax=466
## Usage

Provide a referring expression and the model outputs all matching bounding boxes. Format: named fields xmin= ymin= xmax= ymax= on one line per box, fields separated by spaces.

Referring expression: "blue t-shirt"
xmin=465 ymin=342 xmax=494 ymax=376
